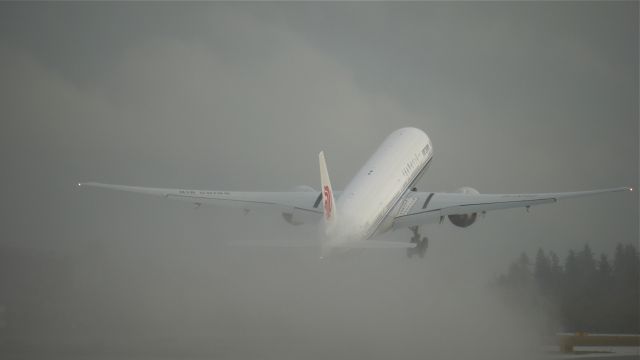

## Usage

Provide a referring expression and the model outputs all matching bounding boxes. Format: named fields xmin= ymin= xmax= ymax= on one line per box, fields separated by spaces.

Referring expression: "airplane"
xmin=79 ymin=127 xmax=632 ymax=258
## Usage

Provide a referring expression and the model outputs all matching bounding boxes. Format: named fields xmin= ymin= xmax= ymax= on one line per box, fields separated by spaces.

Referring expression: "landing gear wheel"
xmin=407 ymin=226 xmax=428 ymax=259
xmin=417 ymin=237 xmax=428 ymax=258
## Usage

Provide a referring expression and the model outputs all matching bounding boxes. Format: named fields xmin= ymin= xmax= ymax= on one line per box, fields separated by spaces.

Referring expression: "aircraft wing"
xmin=78 ymin=182 xmax=328 ymax=216
xmin=392 ymin=187 xmax=632 ymax=229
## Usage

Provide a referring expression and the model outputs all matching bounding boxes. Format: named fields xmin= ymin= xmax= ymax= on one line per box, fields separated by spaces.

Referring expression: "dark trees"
xmin=496 ymin=243 xmax=639 ymax=334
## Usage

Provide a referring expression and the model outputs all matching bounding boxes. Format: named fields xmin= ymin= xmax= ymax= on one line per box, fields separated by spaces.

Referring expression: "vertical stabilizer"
xmin=319 ymin=151 xmax=337 ymax=232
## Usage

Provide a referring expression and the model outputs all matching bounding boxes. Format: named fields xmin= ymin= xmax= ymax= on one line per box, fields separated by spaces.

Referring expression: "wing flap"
xmin=78 ymin=182 xmax=324 ymax=214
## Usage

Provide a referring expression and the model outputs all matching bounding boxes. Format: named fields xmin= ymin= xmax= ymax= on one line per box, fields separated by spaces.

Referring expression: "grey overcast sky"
xmin=1 ymin=1 xmax=636 ymax=256
xmin=0 ymin=2 xmax=637 ymax=358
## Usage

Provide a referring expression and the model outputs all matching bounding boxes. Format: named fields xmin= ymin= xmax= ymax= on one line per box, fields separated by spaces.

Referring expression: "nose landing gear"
xmin=407 ymin=226 xmax=428 ymax=258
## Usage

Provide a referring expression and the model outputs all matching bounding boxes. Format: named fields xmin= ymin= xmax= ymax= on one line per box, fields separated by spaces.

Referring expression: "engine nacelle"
xmin=448 ymin=187 xmax=480 ymax=228
xmin=282 ymin=211 xmax=305 ymax=225
xmin=282 ymin=185 xmax=316 ymax=225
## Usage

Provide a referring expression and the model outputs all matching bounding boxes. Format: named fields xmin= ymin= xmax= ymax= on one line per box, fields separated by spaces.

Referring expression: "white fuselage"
xmin=327 ymin=127 xmax=433 ymax=247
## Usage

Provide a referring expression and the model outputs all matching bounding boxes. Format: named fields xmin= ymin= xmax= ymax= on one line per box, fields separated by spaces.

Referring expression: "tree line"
xmin=495 ymin=243 xmax=639 ymax=334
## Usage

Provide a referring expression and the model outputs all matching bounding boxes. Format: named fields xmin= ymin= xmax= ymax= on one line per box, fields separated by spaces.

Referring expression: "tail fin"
xmin=319 ymin=151 xmax=337 ymax=231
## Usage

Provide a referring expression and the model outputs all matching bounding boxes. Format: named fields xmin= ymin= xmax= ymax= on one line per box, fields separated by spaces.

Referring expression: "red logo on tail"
xmin=323 ymin=185 xmax=333 ymax=220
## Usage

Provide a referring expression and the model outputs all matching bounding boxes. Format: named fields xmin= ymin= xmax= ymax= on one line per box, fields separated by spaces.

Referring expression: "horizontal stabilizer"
xmin=228 ymin=240 xmax=319 ymax=248
xmin=334 ymin=240 xmax=416 ymax=249
xmin=228 ymin=240 xmax=415 ymax=249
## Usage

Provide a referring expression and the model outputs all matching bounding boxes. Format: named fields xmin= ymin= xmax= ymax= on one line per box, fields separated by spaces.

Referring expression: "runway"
xmin=550 ymin=346 xmax=640 ymax=360
xmin=1 ymin=349 xmax=638 ymax=360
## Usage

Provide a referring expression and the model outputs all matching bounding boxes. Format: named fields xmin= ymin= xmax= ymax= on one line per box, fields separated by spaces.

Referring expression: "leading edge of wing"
xmin=78 ymin=182 xmax=173 ymax=196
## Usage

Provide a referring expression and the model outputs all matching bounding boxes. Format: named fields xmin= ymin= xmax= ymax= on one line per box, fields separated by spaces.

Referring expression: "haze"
xmin=0 ymin=2 xmax=637 ymax=359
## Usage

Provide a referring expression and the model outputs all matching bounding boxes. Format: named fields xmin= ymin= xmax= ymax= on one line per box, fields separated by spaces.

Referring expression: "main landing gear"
xmin=407 ymin=226 xmax=428 ymax=258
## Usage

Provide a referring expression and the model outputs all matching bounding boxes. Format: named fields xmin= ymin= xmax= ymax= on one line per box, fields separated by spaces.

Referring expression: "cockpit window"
xmin=422 ymin=144 xmax=431 ymax=156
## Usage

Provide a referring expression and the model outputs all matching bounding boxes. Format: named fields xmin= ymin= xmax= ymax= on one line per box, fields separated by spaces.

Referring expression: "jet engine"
xmin=282 ymin=185 xmax=316 ymax=225
xmin=282 ymin=211 xmax=305 ymax=225
xmin=448 ymin=187 xmax=480 ymax=228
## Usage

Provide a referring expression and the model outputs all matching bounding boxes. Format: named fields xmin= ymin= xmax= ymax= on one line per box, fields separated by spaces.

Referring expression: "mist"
xmin=4 ymin=218 xmax=546 ymax=359
xmin=0 ymin=2 xmax=637 ymax=359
